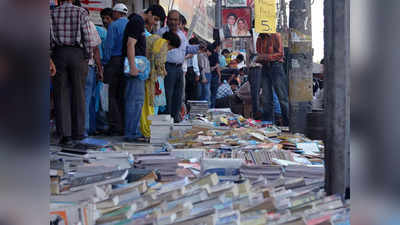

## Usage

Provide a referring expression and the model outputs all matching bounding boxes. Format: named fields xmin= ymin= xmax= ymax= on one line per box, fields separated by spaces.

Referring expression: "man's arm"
xmin=93 ymin=46 xmax=103 ymax=81
xmin=50 ymin=58 xmax=56 ymax=77
xmin=127 ymin=37 xmax=139 ymax=76
xmin=267 ymin=33 xmax=284 ymax=62
xmin=80 ymin=10 xmax=92 ymax=59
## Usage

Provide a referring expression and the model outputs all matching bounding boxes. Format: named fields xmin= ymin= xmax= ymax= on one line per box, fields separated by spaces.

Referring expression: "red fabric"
xmin=256 ymin=33 xmax=284 ymax=63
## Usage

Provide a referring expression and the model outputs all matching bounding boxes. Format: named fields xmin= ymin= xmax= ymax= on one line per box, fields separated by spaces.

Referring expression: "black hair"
xmin=229 ymin=79 xmax=239 ymax=86
xmin=100 ymin=8 xmax=113 ymax=18
xmin=163 ymin=31 xmax=181 ymax=49
xmin=221 ymin=49 xmax=230 ymax=55
xmin=145 ymin=5 xmax=166 ymax=26
xmin=227 ymin=13 xmax=237 ymax=19
xmin=180 ymin=14 xmax=187 ymax=25
xmin=73 ymin=0 xmax=81 ymax=7
xmin=207 ymin=44 xmax=215 ymax=53
xmin=189 ymin=38 xmax=200 ymax=45
xmin=320 ymin=58 xmax=325 ymax=65
xmin=236 ymin=54 xmax=244 ymax=62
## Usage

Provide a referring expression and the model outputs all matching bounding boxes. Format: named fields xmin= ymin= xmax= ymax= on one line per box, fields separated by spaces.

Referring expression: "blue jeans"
xmin=124 ymin=77 xmax=145 ymax=139
xmin=261 ymin=62 xmax=289 ymax=126
xmin=200 ymin=73 xmax=211 ymax=102
xmin=84 ymin=65 xmax=97 ymax=136
xmin=210 ymin=71 xmax=220 ymax=108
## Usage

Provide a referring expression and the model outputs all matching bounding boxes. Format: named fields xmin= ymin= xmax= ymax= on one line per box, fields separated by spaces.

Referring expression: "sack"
xmin=123 ymin=56 xmax=150 ymax=80
xmin=99 ymin=82 xmax=109 ymax=112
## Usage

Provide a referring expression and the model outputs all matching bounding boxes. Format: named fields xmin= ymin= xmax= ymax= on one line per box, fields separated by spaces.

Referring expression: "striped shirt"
xmin=50 ymin=2 xmax=93 ymax=57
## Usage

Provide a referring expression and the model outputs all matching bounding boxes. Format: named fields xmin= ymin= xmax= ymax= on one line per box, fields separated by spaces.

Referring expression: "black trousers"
xmin=164 ymin=63 xmax=184 ymax=122
xmin=104 ymin=56 xmax=125 ymax=134
xmin=185 ymin=67 xmax=200 ymax=101
xmin=51 ymin=47 xmax=88 ymax=140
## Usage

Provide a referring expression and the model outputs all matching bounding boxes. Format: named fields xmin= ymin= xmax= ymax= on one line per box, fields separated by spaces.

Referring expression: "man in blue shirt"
xmin=103 ymin=3 xmax=129 ymax=136
xmin=157 ymin=10 xmax=199 ymax=122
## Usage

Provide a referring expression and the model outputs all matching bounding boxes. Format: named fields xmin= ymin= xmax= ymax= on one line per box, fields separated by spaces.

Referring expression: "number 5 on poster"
xmin=254 ymin=0 xmax=276 ymax=33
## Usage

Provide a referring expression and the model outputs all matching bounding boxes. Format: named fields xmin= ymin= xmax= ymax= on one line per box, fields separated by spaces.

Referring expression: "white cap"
xmin=113 ymin=3 xmax=128 ymax=14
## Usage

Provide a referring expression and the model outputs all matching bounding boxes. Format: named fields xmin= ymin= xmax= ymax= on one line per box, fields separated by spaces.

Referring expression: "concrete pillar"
xmin=324 ymin=0 xmax=350 ymax=195
xmin=288 ymin=0 xmax=313 ymax=133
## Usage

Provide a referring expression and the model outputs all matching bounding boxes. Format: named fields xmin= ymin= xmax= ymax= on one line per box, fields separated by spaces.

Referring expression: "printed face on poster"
xmin=222 ymin=8 xmax=252 ymax=38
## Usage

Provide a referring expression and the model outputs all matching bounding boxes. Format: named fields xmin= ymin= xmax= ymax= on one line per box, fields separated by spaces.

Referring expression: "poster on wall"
xmin=81 ymin=0 xmax=113 ymax=25
xmin=222 ymin=7 xmax=252 ymax=38
xmin=254 ymin=0 xmax=276 ymax=33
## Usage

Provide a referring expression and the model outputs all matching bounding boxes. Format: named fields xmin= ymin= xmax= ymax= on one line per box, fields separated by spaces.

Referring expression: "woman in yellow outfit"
xmin=139 ymin=32 xmax=181 ymax=140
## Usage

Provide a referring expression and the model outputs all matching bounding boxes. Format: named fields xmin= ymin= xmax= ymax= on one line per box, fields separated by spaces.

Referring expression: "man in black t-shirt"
xmin=123 ymin=12 xmax=147 ymax=142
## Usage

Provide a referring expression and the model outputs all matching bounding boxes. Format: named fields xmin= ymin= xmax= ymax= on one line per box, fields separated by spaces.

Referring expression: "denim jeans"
xmin=124 ymin=77 xmax=145 ymax=139
xmin=84 ymin=65 xmax=97 ymax=136
xmin=261 ymin=62 xmax=289 ymax=125
xmin=210 ymin=71 xmax=220 ymax=108
xmin=200 ymin=73 xmax=212 ymax=102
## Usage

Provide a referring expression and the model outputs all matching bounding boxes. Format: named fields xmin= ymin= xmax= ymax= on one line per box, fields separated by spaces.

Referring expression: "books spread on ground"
xmin=50 ymin=111 xmax=348 ymax=225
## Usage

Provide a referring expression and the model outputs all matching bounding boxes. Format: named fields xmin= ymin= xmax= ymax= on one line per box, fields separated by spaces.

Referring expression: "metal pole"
xmin=288 ymin=0 xmax=313 ymax=133
xmin=324 ymin=0 xmax=350 ymax=196
xmin=215 ymin=0 xmax=222 ymax=29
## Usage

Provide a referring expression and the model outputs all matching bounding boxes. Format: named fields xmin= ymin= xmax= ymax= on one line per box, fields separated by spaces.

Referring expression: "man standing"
xmin=143 ymin=5 xmax=166 ymax=34
xmin=50 ymin=0 xmax=93 ymax=146
xmin=84 ymin=12 xmax=103 ymax=137
xmin=208 ymin=43 xmax=221 ymax=108
xmin=123 ymin=7 xmax=147 ymax=142
xmin=100 ymin=7 xmax=113 ymax=29
xmin=256 ymin=33 xmax=289 ymax=126
xmin=103 ymin=3 xmax=129 ymax=136
xmin=157 ymin=10 xmax=199 ymax=122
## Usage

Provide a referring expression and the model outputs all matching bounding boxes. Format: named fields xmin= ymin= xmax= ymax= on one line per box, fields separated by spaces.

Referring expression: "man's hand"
xmin=195 ymin=75 xmax=200 ymax=82
xmin=202 ymin=77 xmax=207 ymax=84
xmin=185 ymin=54 xmax=193 ymax=59
xmin=50 ymin=58 xmax=56 ymax=77
xmin=97 ymin=66 xmax=104 ymax=81
xmin=130 ymin=66 xmax=139 ymax=76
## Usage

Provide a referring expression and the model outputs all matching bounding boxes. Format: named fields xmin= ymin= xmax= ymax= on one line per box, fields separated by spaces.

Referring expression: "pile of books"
xmin=134 ymin=153 xmax=181 ymax=182
xmin=51 ymin=173 xmax=349 ymax=225
xmin=188 ymin=100 xmax=209 ymax=119
xmin=148 ymin=115 xmax=173 ymax=145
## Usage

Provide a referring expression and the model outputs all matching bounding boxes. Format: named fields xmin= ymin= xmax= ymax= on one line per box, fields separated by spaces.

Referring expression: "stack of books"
xmin=148 ymin=115 xmax=173 ymax=145
xmin=188 ymin=100 xmax=209 ymax=119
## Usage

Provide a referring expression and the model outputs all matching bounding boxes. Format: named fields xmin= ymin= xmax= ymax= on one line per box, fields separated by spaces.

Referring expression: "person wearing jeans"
xmin=256 ymin=33 xmax=289 ymax=126
xmin=124 ymin=77 xmax=145 ymax=140
xmin=197 ymin=46 xmax=212 ymax=102
xmin=85 ymin=66 xmax=97 ymax=136
xmin=123 ymin=10 xmax=147 ymax=142
xmin=260 ymin=62 xmax=289 ymax=125
xmin=208 ymin=43 xmax=221 ymax=108
xmin=200 ymin=73 xmax=212 ymax=101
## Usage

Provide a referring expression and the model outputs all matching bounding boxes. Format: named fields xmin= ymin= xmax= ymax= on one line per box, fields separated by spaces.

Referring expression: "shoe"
xmin=58 ymin=137 xmax=74 ymax=147
xmin=107 ymin=130 xmax=124 ymax=136
xmin=123 ymin=137 xmax=136 ymax=143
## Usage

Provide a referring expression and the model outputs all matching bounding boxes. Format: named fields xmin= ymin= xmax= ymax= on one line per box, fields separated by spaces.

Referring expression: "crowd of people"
xmin=49 ymin=0 xmax=289 ymax=147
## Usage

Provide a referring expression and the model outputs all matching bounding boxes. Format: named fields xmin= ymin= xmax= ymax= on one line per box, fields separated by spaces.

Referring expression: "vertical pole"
xmin=324 ymin=0 xmax=350 ymax=196
xmin=288 ymin=0 xmax=313 ymax=133
xmin=215 ymin=0 xmax=222 ymax=29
